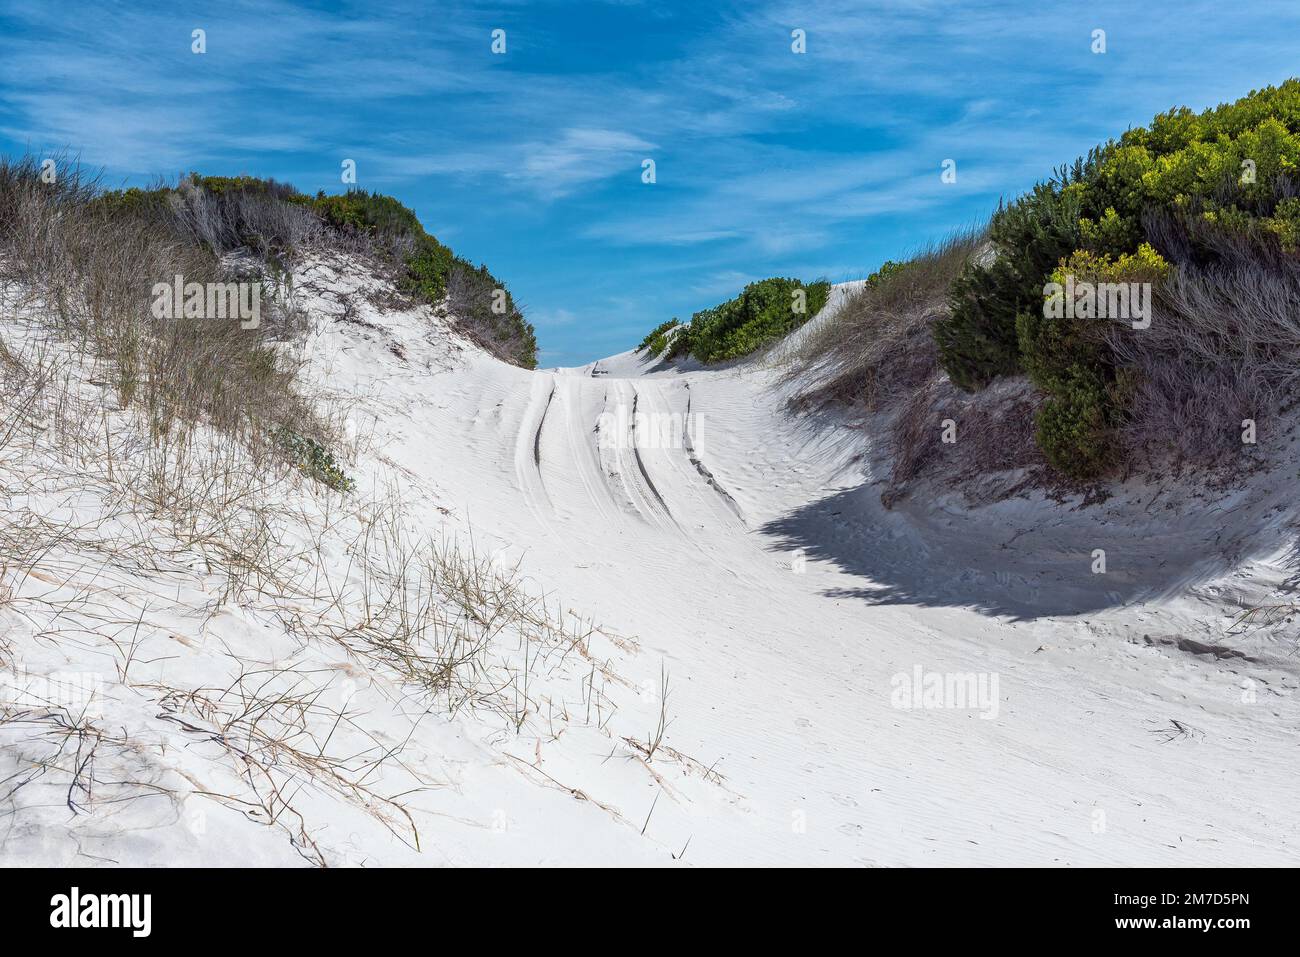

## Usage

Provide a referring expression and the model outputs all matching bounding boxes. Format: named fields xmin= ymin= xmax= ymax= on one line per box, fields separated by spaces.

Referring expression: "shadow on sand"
xmin=759 ymin=479 xmax=1296 ymax=621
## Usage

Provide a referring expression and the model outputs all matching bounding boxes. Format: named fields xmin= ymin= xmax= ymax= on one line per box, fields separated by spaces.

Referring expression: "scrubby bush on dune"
xmin=311 ymin=190 xmax=457 ymax=291
xmin=936 ymin=175 xmax=1087 ymax=392
xmin=0 ymin=154 xmax=539 ymax=504
xmin=90 ymin=176 xmax=537 ymax=370
xmin=0 ymin=157 xmax=323 ymax=453
xmin=637 ymin=318 xmax=681 ymax=358
xmin=1019 ymin=243 xmax=1170 ymax=477
xmin=663 ymin=321 xmax=694 ymax=360
xmin=865 ymin=259 xmax=907 ymax=289
xmin=689 ymin=277 xmax=830 ymax=363
xmin=790 ymin=229 xmax=983 ymax=414
xmin=938 ymin=79 xmax=1300 ymax=479
xmin=295 ymin=187 xmax=537 ymax=369
xmin=638 ymin=277 xmax=829 ymax=365
xmin=785 ymin=80 xmax=1300 ymax=494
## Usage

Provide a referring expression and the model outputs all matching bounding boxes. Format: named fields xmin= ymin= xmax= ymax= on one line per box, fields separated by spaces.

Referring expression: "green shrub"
xmin=1262 ymin=195 xmax=1300 ymax=250
xmin=1021 ymin=244 xmax=1170 ymax=479
xmin=638 ymin=319 xmax=681 ymax=357
xmin=92 ymin=186 xmax=174 ymax=219
xmin=687 ymin=278 xmax=830 ymax=364
xmin=272 ymin=427 xmax=356 ymax=492
xmin=311 ymin=190 xmax=458 ymax=297
xmin=936 ymin=177 xmax=1087 ymax=391
xmin=312 ymin=189 xmax=428 ymax=235
xmin=1019 ymin=244 xmax=1171 ymax=390
xmin=936 ymin=255 xmax=1025 ymax=392
xmin=1033 ymin=371 xmax=1115 ymax=479
xmin=189 ymin=174 xmax=303 ymax=202
xmin=865 ymin=259 xmax=907 ymax=289
xmin=633 ymin=278 xmax=829 ymax=364
xmin=664 ymin=322 xmax=694 ymax=360
xmin=939 ymin=78 xmax=1300 ymax=478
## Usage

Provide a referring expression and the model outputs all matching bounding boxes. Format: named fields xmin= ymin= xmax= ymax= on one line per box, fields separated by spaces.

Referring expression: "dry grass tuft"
xmin=781 ymin=226 xmax=1048 ymax=498
xmin=787 ymin=227 xmax=984 ymax=414
xmin=0 ymin=154 xmax=338 ymax=456
xmin=1106 ymin=211 xmax=1300 ymax=468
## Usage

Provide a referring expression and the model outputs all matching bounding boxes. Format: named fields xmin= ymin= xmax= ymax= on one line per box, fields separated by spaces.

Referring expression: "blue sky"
xmin=3 ymin=1 xmax=1299 ymax=365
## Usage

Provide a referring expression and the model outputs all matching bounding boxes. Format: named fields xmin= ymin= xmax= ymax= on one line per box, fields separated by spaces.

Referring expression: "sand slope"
xmin=3 ymin=255 xmax=1297 ymax=866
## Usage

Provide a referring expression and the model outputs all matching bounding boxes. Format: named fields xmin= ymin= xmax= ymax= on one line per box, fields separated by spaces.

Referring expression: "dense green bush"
xmin=311 ymin=189 xmax=428 ymax=234
xmin=695 ymin=278 xmax=830 ymax=363
xmin=634 ymin=278 xmax=829 ymax=364
xmin=92 ymin=185 xmax=173 ymax=219
xmin=1033 ymin=372 xmax=1116 ymax=479
xmin=694 ymin=278 xmax=830 ymax=363
xmin=637 ymin=319 xmax=681 ymax=357
xmin=310 ymin=190 xmax=460 ymax=301
xmin=1018 ymin=244 xmax=1170 ymax=393
xmin=190 ymin=174 xmax=304 ymax=202
xmin=939 ymin=79 xmax=1300 ymax=478
xmin=664 ymin=322 xmax=694 ymax=360
xmin=1022 ymin=244 xmax=1169 ymax=476
xmin=936 ymin=176 xmax=1086 ymax=391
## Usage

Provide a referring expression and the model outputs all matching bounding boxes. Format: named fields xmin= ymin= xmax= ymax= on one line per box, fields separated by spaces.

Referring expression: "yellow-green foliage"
xmin=1090 ymin=103 xmax=1300 ymax=249
xmin=1018 ymin=244 xmax=1170 ymax=477
xmin=865 ymin=259 xmax=907 ymax=288
xmin=1047 ymin=242 xmax=1171 ymax=290
xmin=941 ymin=79 xmax=1300 ymax=478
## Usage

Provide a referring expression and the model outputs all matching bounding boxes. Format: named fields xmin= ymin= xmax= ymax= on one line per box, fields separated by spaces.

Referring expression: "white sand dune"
xmin=3 ymin=254 xmax=1297 ymax=866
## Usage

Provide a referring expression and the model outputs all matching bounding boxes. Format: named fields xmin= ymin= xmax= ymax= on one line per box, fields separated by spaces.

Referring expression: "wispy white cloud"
xmin=689 ymin=270 xmax=762 ymax=299
xmin=4 ymin=0 xmax=1300 ymax=364
xmin=509 ymin=128 xmax=657 ymax=198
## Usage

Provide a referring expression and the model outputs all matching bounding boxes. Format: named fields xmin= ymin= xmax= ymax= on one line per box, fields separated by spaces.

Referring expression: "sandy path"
xmin=385 ymin=332 xmax=1300 ymax=865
